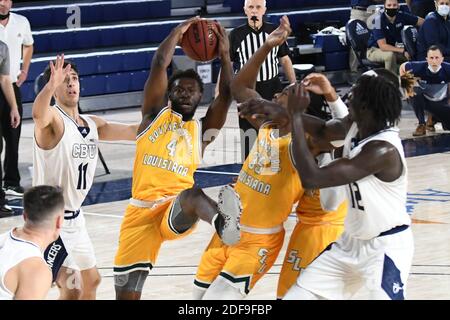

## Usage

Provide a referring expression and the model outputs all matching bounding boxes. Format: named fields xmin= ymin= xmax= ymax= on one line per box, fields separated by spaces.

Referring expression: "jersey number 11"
xmin=77 ymin=163 xmax=89 ymax=190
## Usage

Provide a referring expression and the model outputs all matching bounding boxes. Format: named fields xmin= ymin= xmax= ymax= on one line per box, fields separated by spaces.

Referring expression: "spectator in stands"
xmin=0 ymin=39 xmax=20 ymax=214
xmin=400 ymin=45 xmax=450 ymax=135
xmin=229 ymin=0 xmax=296 ymax=160
xmin=349 ymin=0 xmax=385 ymax=74
xmin=0 ymin=0 xmax=34 ymax=197
xmin=417 ymin=0 xmax=450 ymax=61
xmin=406 ymin=0 xmax=436 ymax=18
xmin=366 ymin=0 xmax=423 ymax=74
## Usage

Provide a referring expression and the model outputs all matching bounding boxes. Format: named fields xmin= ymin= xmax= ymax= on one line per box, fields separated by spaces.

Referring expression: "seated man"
xmin=417 ymin=0 xmax=450 ymax=61
xmin=367 ymin=0 xmax=423 ymax=74
xmin=400 ymin=45 xmax=450 ymax=135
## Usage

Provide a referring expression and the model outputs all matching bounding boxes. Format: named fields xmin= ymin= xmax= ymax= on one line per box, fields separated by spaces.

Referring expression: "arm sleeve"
xmin=407 ymin=61 xmax=427 ymax=77
xmin=228 ymin=30 xmax=239 ymax=63
xmin=22 ymin=17 xmax=34 ymax=46
xmin=277 ymin=41 xmax=290 ymax=58
xmin=404 ymin=12 xmax=419 ymax=26
xmin=327 ymin=97 xmax=349 ymax=119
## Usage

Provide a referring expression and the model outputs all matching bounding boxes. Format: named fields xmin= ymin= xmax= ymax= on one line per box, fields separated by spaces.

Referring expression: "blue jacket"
xmin=417 ymin=11 xmax=450 ymax=59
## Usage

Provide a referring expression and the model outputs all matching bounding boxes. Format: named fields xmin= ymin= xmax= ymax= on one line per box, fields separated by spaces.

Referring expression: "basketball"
xmin=181 ymin=19 xmax=219 ymax=62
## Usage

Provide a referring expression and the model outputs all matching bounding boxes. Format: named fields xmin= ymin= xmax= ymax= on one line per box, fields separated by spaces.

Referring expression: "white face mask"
xmin=437 ymin=4 xmax=450 ymax=17
xmin=428 ymin=65 xmax=442 ymax=73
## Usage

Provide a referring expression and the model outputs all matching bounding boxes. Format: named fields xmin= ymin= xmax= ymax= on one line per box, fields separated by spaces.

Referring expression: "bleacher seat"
xmin=130 ymin=70 xmax=149 ymax=92
xmin=224 ymin=0 xmax=349 ymax=13
xmin=14 ymin=1 xmax=171 ymax=29
xmin=106 ymin=73 xmax=130 ymax=94
xmin=81 ymin=75 xmax=106 ymax=97
xmin=33 ymin=23 xmax=177 ymax=54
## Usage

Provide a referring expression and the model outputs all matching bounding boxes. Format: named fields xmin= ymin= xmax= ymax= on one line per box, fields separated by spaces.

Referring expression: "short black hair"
xmin=168 ymin=69 xmax=204 ymax=93
xmin=23 ymin=185 xmax=64 ymax=225
xmin=427 ymin=45 xmax=444 ymax=55
xmin=43 ymin=60 xmax=79 ymax=84
xmin=352 ymin=71 xmax=402 ymax=127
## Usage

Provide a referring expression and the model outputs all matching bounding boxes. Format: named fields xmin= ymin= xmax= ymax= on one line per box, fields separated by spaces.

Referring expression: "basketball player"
xmin=275 ymin=73 xmax=349 ymax=299
xmin=241 ymin=70 xmax=415 ymax=299
xmin=192 ymin=16 xmax=301 ymax=300
xmin=32 ymin=55 xmax=139 ymax=300
xmin=0 ymin=185 xmax=64 ymax=300
xmin=113 ymin=18 xmax=241 ymax=300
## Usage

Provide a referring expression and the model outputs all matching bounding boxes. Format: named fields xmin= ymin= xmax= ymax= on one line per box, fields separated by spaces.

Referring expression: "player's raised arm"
xmin=89 ymin=115 xmax=139 ymax=141
xmin=141 ymin=17 xmax=201 ymax=120
xmin=201 ymin=22 xmax=233 ymax=146
xmin=32 ymin=55 xmax=70 ymax=130
xmin=231 ymin=16 xmax=292 ymax=103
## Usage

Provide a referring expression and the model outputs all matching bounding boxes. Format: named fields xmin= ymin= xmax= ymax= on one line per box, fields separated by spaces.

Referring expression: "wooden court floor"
xmin=0 ymin=105 xmax=449 ymax=300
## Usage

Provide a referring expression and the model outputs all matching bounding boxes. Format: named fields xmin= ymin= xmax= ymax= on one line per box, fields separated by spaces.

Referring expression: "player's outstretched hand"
xmin=238 ymin=98 xmax=290 ymax=127
xmin=175 ymin=16 xmax=202 ymax=45
xmin=48 ymin=54 xmax=71 ymax=89
xmin=266 ymin=15 xmax=291 ymax=48
xmin=287 ymin=83 xmax=310 ymax=116
xmin=301 ymin=73 xmax=335 ymax=97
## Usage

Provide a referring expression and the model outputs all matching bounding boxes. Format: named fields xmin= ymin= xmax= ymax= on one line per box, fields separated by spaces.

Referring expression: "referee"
xmin=229 ymin=0 xmax=296 ymax=160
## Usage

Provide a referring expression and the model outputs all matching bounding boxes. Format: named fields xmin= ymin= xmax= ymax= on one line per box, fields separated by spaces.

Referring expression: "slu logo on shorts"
xmin=381 ymin=254 xmax=405 ymax=300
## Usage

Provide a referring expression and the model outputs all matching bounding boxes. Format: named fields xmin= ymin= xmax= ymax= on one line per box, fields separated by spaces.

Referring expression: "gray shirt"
xmin=0 ymin=40 xmax=10 ymax=76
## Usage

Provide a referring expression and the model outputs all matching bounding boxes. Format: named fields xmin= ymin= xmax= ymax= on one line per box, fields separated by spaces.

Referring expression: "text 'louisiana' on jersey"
xmin=32 ymin=105 xmax=99 ymax=211
xmin=342 ymin=123 xmax=411 ymax=240
xmin=132 ymin=107 xmax=202 ymax=202
xmin=235 ymin=123 xmax=302 ymax=229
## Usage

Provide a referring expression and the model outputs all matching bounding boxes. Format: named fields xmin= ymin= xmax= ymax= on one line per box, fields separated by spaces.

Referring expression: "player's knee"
xmin=114 ymin=270 xmax=148 ymax=294
xmin=59 ymin=286 xmax=83 ymax=300
xmin=170 ymin=192 xmax=199 ymax=233
xmin=85 ymin=272 xmax=102 ymax=290
xmin=179 ymin=187 xmax=204 ymax=208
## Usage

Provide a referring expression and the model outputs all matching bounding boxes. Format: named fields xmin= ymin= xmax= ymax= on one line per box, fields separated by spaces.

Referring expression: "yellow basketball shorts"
xmin=113 ymin=198 xmax=197 ymax=274
xmin=194 ymin=230 xmax=285 ymax=296
xmin=276 ymin=222 xmax=344 ymax=298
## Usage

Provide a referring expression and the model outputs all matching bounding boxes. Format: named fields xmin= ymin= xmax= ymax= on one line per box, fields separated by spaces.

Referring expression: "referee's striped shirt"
xmin=229 ymin=22 xmax=290 ymax=82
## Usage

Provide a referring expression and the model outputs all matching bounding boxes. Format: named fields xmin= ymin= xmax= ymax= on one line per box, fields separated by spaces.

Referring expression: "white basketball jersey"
xmin=0 ymin=229 xmax=44 ymax=300
xmin=342 ymin=123 xmax=410 ymax=240
xmin=33 ymin=105 xmax=99 ymax=211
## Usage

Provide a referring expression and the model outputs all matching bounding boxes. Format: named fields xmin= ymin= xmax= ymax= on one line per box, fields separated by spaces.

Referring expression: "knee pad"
xmin=114 ymin=270 xmax=148 ymax=293
xmin=169 ymin=195 xmax=199 ymax=234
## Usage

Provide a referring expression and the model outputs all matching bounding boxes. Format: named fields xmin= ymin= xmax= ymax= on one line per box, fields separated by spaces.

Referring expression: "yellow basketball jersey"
xmin=132 ymin=107 xmax=202 ymax=201
xmin=296 ymin=189 xmax=347 ymax=225
xmin=236 ymin=124 xmax=302 ymax=228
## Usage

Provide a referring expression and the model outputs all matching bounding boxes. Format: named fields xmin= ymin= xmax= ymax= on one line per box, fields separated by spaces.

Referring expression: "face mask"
xmin=437 ymin=5 xmax=450 ymax=17
xmin=0 ymin=12 xmax=10 ymax=20
xmin=385 ymin=8 xmax=398 ymax=18
xmin=428 ymin=65 xmax=442 ymax=73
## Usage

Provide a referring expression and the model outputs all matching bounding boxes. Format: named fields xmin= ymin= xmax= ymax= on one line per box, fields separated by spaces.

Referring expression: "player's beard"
xmin=170 ymin=96 xmax=199 ymax=121
xmin=171 ymin=101 xmax=198 ymax=121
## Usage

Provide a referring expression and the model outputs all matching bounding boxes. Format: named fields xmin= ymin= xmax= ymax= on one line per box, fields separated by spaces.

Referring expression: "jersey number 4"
xmin=77 ymin=163 xmax=89 ymax=190
xmin=349 ymin=182 xmax=365 ymax=211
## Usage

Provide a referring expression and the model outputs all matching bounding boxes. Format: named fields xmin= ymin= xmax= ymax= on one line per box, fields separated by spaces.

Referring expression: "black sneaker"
xmin=4 ymin=185 xmax=25 ymax=197
xmin=0 ymin=204 xmax=13 ymax=214
xmin=214 ymin=185 xmax=242 ymax=246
